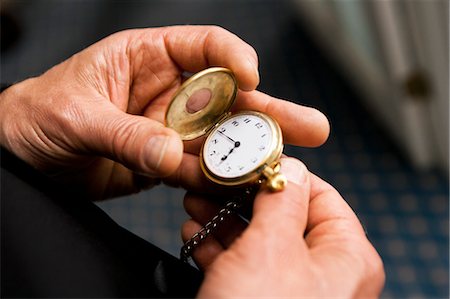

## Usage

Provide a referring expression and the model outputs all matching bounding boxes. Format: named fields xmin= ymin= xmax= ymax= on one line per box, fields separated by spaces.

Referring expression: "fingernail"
xmin=144 ymin=135 xmax=169 ymax=175
xmin=280 ymin=158 xmax=308 ymax=185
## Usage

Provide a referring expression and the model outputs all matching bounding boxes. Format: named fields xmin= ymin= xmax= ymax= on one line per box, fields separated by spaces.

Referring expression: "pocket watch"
xmin=165 ymin=67 xmax=286 ymax=191
xmin=165 ymin=67 xmax=287 ymax=262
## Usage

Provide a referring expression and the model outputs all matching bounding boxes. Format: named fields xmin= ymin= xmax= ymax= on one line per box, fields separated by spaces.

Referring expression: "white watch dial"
xmin=203 ymin=113 xmax=273 ymax=178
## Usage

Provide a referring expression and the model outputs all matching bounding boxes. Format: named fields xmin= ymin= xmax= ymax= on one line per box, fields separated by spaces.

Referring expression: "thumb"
xmin=251 ymin=157 xmax=311 ymax=237
xmin=83 ymin=107 xmax=183 ymax=177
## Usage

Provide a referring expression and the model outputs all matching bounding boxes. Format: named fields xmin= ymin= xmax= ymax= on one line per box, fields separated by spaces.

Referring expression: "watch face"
xmin=203 ymin=112 xmax=274 ymax=179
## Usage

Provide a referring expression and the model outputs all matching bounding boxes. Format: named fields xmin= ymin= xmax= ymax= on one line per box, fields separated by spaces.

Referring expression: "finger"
xmin=80 ymin=103 xmax=183 ymax=177
xmin=101 ymin=163 xmax=162 ymax=198
xmin=306 ymin=173 xmax=366 ymax=242
xmin=183 ymin=193 xmax=248 ymax=248
xmin=306 ymin=174 xmax=385 ymax=297
xmin=162 ymin=25 xmax=259 ymax=91
xmin=181 ymin=137 xmax=205 ymax=156
xmin=250 ymin=157 xmax=311 ymax=239
xmin=181 ymin=219 xmax=224 ymax=271
xmin=162 ymin=152 xmax=255 ymax=195
xmin=233 ymin=90 xmax=330 ymax=147
xmin=180 ymin=94 xmax=330 ymax=156
xmin=162 ymin=152 xmax=217 ymax=192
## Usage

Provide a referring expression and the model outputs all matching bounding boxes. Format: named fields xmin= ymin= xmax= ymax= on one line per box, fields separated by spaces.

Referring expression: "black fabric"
xmin=1 ymin=147 xmax=203 ymax=298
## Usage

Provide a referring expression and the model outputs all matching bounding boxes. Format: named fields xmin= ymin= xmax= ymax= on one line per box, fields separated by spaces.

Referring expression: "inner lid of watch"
xmin=165 ymin=67 xmax=237 ymax=140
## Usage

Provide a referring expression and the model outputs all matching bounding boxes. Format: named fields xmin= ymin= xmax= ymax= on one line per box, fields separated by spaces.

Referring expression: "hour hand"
xmin=219 ymin=141 xmax=240 ymax=163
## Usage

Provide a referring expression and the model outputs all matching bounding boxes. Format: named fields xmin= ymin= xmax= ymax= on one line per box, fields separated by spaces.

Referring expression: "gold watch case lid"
xmin=165 ymin=67 xmax=238 ymax=140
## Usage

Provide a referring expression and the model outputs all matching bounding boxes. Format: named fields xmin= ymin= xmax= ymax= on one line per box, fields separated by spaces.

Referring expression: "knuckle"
xmin=355 ymin=240 xmax=385 ymax=292
xmin=108 ymin=117 xmax=142 ymax=164
xmin=205 ymin=25 xmax=228 ymax=36
xmin=366 ymin=246 xmax=385 ymax=284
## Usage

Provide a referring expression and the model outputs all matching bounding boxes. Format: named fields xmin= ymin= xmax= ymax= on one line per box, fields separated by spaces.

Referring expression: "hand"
xmin=0 ymin=26 xmax=329 ymax=199
xmin=182 ymin=157 xmax=385 ymax=298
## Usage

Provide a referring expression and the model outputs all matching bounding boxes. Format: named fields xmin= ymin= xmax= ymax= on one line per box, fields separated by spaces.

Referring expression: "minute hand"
xmin=217 ymin=130 xmax=237 ymax=144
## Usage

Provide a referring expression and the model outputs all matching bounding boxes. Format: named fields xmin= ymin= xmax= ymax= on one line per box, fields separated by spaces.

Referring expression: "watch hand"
xmin=218 ymin=130 xmax=237 ymax=144
xmin=220 ymin=141 xmax=240 ymax=163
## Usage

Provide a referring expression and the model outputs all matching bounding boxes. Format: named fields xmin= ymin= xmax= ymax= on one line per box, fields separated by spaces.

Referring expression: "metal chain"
xmin=180 ymin=187 xmax=255 ymax=263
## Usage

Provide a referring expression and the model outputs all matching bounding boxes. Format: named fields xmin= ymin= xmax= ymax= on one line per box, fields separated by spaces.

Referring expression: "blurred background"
xmin=1 ymin=0 xmax=448 ymax=298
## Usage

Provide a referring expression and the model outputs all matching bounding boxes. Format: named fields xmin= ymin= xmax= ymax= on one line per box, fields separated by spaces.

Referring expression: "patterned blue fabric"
xmin=278 ymin=22 xmax=449 ymax=298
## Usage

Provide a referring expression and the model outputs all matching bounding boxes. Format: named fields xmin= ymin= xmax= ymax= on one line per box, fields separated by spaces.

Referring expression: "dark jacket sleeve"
xmin=1 ymin=147 xmax=203 ymax=298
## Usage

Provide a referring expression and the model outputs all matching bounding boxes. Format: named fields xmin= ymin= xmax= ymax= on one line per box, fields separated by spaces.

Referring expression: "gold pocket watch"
xmin=166 ymin=67 xmax=287 ymax=261
xmin=165 ymin=67 xmax=286 ymax=191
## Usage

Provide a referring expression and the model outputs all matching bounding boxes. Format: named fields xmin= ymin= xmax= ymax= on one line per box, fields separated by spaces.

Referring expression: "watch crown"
xmin=267 ymin=173 xmax=287 ymax=192
xmin=262 ymin=162 xmax=287 ymax=192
